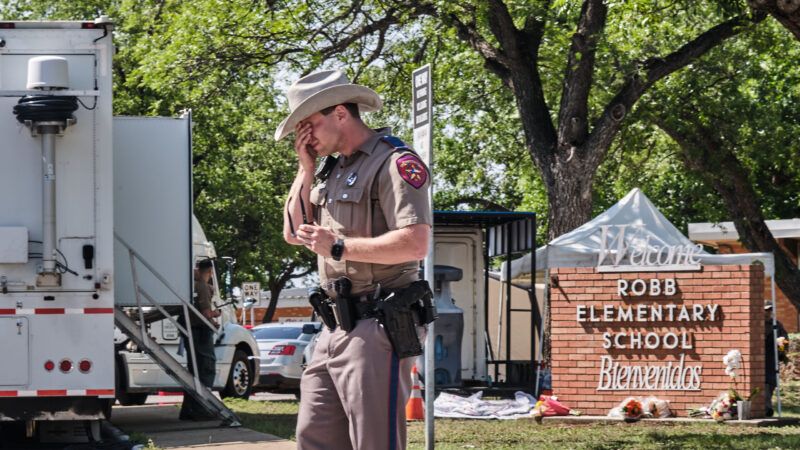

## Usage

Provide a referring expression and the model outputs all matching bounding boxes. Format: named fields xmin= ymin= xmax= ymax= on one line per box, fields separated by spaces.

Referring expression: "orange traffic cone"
xmin=406 ymin=365 xmax=424 ymax=421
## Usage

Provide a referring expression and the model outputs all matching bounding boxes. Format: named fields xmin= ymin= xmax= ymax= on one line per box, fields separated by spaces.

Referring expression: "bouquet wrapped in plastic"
xmin=608 ymin=396 xmax=673 ymax=421
xmin=642 ymin=396 xmax=673 ymax=418
xmin=622 ymin=399 xmax=643 ymax=421
xmin=532 ymin=395 xmax=571 ymax=422
xmin=709 ymin=391 xmax=737 ymax=422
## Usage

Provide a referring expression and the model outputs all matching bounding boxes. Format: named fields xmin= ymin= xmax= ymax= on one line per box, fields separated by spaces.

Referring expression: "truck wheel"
xmin=115 ymin=358 xmax=149 ymax=406
xmin=117 ymin=391 xmax=148 ymax=406
xmin=221 ymin=349 xmax=252 ymax=400
xmin=101 ymin=398 xmax=114 ymax=419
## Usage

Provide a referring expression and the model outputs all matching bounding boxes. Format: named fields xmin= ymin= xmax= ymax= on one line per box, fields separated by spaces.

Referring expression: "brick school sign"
xmin=550 ymin=265 xmax=766 ymax=417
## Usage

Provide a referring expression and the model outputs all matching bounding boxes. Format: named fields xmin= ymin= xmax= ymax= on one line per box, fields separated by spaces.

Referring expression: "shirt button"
xmin=328 ymin=198 xmax=333 ymax=204
xmin=336 ymin=174 xmax=341 ymax=179
xmin=342 ymin=194 xmax=349 ymax=199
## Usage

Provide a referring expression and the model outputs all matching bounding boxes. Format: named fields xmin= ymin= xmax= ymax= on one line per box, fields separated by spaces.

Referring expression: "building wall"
xmin=550 ymin=265 xmax=765 ymax=417
xmin=237 ymin=306 xmax=312 ymax=326
xmin=714 ymin=241 xmax=799 ymax=332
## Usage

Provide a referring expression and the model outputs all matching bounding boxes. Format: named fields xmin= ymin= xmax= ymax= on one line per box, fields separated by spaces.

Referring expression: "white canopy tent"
xmin=500 ymin=188 xmax=781 ymax=415
xmin=502 ymin=188 xmax=774 ymax=281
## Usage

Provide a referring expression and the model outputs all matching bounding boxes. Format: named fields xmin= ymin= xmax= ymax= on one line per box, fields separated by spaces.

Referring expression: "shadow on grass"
xmin=584 ymin=430 xmax=800 ymax=450
xmin=236 ymin=411 xmax=298 ymax=440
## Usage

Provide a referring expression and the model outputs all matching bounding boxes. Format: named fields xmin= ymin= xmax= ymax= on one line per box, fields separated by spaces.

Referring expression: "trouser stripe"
xmin=388 ymin=352 xmax=400 ymax=450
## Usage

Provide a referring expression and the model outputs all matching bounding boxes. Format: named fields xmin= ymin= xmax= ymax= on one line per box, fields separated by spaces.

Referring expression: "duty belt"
xmin=353 ymin=297 xmax=381 ymax=320
xmin=333 ymin=295 xmax=381 ymax=329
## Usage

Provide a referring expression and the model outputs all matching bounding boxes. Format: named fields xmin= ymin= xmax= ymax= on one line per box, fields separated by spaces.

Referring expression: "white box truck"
xmin=0 ymin=20 xmax=117 ymax=432
xmin=0 ymin=18 xmax=252 ymax=439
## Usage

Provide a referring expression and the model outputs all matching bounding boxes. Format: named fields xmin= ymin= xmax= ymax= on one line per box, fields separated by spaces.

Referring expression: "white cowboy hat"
xmin=274 ymin=69 xmax=382 ymax=141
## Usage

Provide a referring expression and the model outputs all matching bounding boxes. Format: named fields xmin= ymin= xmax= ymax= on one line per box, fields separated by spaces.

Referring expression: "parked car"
xmin=252 ymin=322 xmax=321 ymax=393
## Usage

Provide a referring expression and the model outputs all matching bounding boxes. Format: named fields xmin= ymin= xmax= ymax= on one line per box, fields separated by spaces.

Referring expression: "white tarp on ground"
xmin=434 ymin=391 xmax=539 ymax=419
xmin=501 ymin=188 xmax=774 ymax=283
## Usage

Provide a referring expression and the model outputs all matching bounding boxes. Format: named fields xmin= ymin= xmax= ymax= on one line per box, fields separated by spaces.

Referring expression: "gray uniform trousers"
xmin=296 ymin=318 xmax=415 ymax=450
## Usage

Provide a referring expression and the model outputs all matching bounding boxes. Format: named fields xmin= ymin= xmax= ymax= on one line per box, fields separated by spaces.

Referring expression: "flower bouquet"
xmin=714 ymin=349 xmax=760 ymax=420
xmin=777 ymin=336 xmax=790 ymax=363
xmin=621 ymin=398 xmax=643 ymax=422
xmin=709 ymin=391 xmax=736 ymax=422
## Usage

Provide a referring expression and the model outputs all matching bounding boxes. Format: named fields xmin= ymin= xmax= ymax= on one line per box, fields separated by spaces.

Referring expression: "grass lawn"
xmin=225 ymin=397 xmax=800 ymax=450
xmin=206 ymin=336 xmax=800 ymax=449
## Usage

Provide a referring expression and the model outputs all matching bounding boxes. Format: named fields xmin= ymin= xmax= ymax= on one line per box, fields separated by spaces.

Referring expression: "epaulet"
xmin=380 ymin=135 xmax=410 ymax=150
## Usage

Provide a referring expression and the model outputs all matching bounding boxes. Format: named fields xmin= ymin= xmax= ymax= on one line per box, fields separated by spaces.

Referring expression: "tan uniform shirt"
xmin=310 ymin=128 xmax=432 ymax=295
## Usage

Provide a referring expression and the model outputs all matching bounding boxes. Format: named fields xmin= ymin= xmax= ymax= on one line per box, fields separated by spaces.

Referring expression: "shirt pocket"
xmin=333 ymin=186 xmax=366 ymax=235
xmin=309 ymin=185 xmax=327 ymax=224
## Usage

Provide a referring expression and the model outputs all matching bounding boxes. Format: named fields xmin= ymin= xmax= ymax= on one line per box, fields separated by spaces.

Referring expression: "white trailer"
xmin=0 ymin=18 xmax=244 ymax=440
xmin=0 ymin=18 xmax=116 ymax=435
xmin=0 ymin=19 xmax=114 ymax=440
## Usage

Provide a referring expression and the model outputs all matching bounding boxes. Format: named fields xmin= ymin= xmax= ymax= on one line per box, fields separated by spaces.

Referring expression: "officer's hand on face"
xmin=296 ymin=224 xmax=336 ymax=258
xmin=294 ymin=121 xmax=318 ymax=173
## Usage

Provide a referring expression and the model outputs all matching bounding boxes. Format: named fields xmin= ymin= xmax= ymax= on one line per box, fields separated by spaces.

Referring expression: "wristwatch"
xmin=331 ymin=238 xmax=345 ymax=261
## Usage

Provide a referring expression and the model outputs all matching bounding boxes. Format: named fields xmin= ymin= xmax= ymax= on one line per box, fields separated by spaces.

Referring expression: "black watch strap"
xmin=331 ymin=238 xmax=345 ymax=261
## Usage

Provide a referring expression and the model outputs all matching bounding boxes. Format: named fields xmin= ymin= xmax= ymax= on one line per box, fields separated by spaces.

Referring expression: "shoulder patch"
xmin=395 ymin=154 xmax=427 ymax=189
xmin=381 ymin=135 xmax=409 ymax=149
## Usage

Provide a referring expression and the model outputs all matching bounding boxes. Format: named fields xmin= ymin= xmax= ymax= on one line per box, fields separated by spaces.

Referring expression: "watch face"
xmin=332 ymin=239 xmax=344 ymax=261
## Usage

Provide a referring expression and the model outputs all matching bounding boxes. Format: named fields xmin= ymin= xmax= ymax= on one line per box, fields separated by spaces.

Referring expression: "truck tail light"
xmin=269 ymin=345 xmax=296 ymax=356
xmin=59 ymin=359 xmax=73 ymax=373
xmin=79 ymin=359 xmax=92 ymax=373
xmin=44 ymin=360 xmax=55 ymax=371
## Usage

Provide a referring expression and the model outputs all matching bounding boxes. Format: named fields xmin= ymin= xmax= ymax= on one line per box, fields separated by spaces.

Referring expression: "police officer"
xmin=277 ymin=70 xmax=432 ymax=450
xmin=179 ymin=258 xmax=221 ymax=421
xmin=765 ymin=302 xmax=788 ymax=417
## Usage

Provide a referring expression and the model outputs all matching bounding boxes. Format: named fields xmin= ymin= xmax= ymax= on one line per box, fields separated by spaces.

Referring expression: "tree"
xmin=638 ymin=18 xmax=800 ymax=310
xmin=95 ymin=1 xmax=768 ymax=240
xmin=197 ymin=1 xmax=761 ymax=239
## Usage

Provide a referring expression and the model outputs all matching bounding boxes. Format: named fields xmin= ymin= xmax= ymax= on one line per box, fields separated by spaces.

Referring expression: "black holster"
xmin=406 ymin=280 xmax=437 ymax=325
xmin=308 ymin=287 xmax=336 ymax=331
xmin=376 ymin=280 xmax=436 ymax=358
xmin=332 ymin=277 xmax=357 ymax=332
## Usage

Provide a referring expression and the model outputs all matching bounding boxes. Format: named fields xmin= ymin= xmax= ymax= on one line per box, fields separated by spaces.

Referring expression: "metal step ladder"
xmin=114 ymin=234 xmax=241 ymax=427
xmin=114 ymin=309 xmax=241 ymax=426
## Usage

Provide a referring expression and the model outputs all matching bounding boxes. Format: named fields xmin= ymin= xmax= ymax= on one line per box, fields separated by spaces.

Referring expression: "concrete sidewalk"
xmin=111 ymin=404 xmax=295 ymax=449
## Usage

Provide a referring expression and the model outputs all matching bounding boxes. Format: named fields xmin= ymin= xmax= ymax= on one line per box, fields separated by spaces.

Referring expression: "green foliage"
xmin=5 ymin=0 xmax=798 ymax=281
xmin=605 ymin=18 xmax=800 ymax=229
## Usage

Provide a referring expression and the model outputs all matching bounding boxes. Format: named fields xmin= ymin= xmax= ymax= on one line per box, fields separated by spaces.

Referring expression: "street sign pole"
xmin=412 ymin=64 xmax=434 ymax=450
xmin=242 ymin=281 xmax=261 ymax=327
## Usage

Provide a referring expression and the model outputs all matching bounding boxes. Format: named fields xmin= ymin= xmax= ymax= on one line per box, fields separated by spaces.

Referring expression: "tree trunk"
xmin=657 ymin=118 xmax=800 ymax=310
xmin=543 ymin=158 xmax=596 ymax=240
xmin=749 ymin=0 xmax=800 ymax=40
xmin=261 ymin=286 xmax=281 ymax=324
